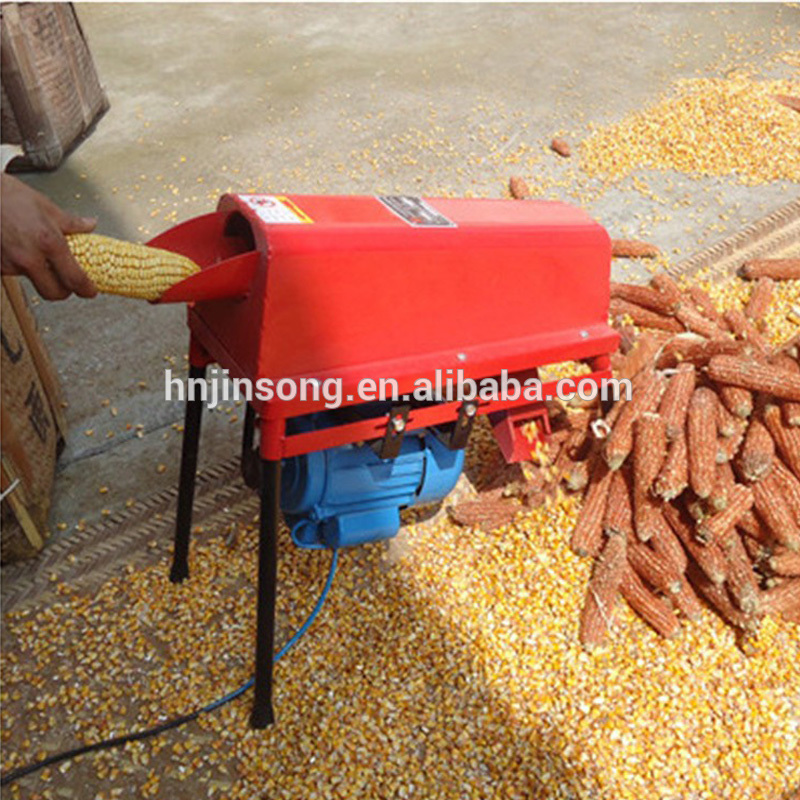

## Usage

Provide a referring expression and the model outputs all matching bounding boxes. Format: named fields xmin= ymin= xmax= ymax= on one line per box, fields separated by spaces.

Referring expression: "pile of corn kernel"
xmin=695 ymin=266 xmax=800 ymax=345
xmin=580 ymin=76 xmax=800 ymax=185
xmin=2 ymin=401 xmax=799 ymax=800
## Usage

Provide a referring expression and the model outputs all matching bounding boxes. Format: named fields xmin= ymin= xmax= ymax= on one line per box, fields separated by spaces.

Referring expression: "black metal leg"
xmin=170 ymin=364 xmax=206 ymax=583
xmin=240 ymin=405 xmax=260 ymax=490
xmin=250 ymin=457 xmax=281 ymax=729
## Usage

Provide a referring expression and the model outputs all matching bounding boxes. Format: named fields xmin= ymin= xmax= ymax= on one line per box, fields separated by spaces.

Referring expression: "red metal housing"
xmin=151 ymin=194 xmax=618 ymax=461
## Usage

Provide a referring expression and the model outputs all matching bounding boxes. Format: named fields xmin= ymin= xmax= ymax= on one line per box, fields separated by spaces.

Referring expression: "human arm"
xmin=1 ymin=173 xmax=98 ymax=300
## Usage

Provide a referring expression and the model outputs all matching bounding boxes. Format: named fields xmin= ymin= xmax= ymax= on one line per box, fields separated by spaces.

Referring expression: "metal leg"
xmin=240 ymin=405 xmax=260 ymax=490
xmin=250 ymin=457 xmax=281 ymax=729
xmin=170 ymin=364 xmax=206 ymax=583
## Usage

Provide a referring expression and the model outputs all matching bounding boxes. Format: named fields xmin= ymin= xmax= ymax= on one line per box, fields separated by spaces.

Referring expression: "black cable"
xmin=0 ymin=710 xmax=201 ymax=786
xmin=1 ymin=548 xmax=338 ymax=787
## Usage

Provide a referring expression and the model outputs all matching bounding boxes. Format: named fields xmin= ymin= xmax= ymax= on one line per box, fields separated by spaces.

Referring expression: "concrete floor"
xmin=11 ymin=2 xmax=799 ymax=536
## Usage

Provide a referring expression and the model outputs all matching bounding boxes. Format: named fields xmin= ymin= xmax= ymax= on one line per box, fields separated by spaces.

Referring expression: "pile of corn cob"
xmin=66 ymin=233 xmax=200 ymax=301
xmin=576 ymin=260 xmax=800 ymax=649
xmin=450 ymin=259 xmax=800 ymax=649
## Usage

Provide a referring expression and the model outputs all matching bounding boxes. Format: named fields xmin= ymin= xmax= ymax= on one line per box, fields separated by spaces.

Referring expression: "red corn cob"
xmin=675 ymin=302 xmax=725 ymax=339
xmin=763 ymin=404 xmax=800 ymax=479
xmin=603 ymin=372 xmax=666 ymax=471
xmin=656 ymin=335 xmax=746 ymax=370
xmin=671 ymin=581 xmax=705 ymax=622
xmin=632 ymin=413 xmax=667 ymax=541
xmin=653 ymin=430 xmax=689 ymax=501
xmin=649 ymin=512 xmax=689 ymax=574
xmin=449 ymin=496 xmax=518 ymax=530
xmin=759 ymin=578 xmax=800 ymax=615
xmin=508 ymin=176 xmax=530 ymax=200
xmin=724 ymin=532 xmax=762 ymax=615
xmin=766 ymin=351 xmax=799 ymax=372
xmin=737 ymin=418 xmax=775 ymax=482
xmin=571 ymin=458 xmax=614 ymax=558
xmin=565 ymin=457 xmax=594 ymax=493
xmin=658 ymin=363 xmax=696 ymax=440
xmin=578 ymin=532 xmax=627 ymax=651
xmin=553 ymin=428 xmax=592 ymax=483
xmin=664 ymin=503 xmax=727 ymax=585
xmin=716 ymin=399 xmax=742 ymax=439
xmin=717 ymin=385 xmax=753 ymax=420
xmin=780 ymin=403 xmax=800 ymax=432
xmin=707 ymin=355 xmax=800 ymax=402
xmin=708 ymin=461 xmax=736 ymax=512
xmin=628 ymin=541 xmax=683 ymax=595
xmin=740 ymin=258 xmax=800 ymax=281
xmin=603 ymin=469 xmax=634 ymax=538
xmin=741 ymin=532 xmax=773 ymax=565
xmin=752 ymin=473 xmax=800 ymax=552
xmin=550 ymin=138 xmax=572 ymax=158
xmin=610 ymin=298 xmax=683 ymax=333
xmin=771 ymin=458 xmax=800 ymax=523
xmin=619 ymin=566 xmax=681 ymax=639
xmin=687 ymin=387 xmax=719 ymax=499
xmin=614 ymin=331 xmax=662 ymax=382
xmin=722 ymin=309 xmax=770 ymax=354
xmin=689 ymin=565 xmax=762 ymax=633
xmin=604 ymin=369 xmax=655 ymax=429
xmin=611 ymin=239 xmax=659 ymax=259
xmin=744 ymin=277 xmax=774 ymax=325
xmin=716 ymin=417 xmax=747 ymax=464
xmin=649 ymin=272 xmax=683 ymax=306
xmin=610 ymin=283 xmax=677 ymax=315
xmin=737 ymin=509 xmax=775 ymax=546
xmin=769 ymin=549 xmax=800 ymax=577
xmin=697 ymin=483 xmax=754 ymax=545
xmin=686 ymin=285 xmax=726 ymax=327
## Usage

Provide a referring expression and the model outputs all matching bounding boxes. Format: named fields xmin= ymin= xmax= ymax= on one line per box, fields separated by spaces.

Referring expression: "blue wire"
xmin=0 ymin=547 xmax=340 ymax=786
xmin=202 ymin=547 xmax=338 ymax=714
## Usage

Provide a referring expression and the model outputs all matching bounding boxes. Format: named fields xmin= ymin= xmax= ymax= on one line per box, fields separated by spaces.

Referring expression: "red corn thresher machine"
xmin=152 ymin=194 xmax=618 ymax=727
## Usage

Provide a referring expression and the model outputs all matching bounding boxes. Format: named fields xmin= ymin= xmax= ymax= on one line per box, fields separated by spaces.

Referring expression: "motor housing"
xmin=281 ymin=414 xmax=464 ymax=549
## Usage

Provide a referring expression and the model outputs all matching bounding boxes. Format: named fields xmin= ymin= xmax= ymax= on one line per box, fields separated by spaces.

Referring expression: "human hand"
xmin=1 ymin=174 xmax=98 ymax=300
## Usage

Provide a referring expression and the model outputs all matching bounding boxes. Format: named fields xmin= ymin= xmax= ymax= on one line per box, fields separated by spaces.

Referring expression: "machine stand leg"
xmin=170 ymin=364 xmax=206 ymax=583
xmin=250 ymin=458 xmax=281 ymax=729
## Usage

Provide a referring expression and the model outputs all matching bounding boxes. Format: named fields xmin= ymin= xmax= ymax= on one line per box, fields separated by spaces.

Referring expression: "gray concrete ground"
xmin=10 ymin=3 xmax=799 ymax=537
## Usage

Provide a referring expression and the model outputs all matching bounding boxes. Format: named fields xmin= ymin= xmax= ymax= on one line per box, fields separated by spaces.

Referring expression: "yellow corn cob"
xmin=67 ymin=233 xmax=200 ymax=301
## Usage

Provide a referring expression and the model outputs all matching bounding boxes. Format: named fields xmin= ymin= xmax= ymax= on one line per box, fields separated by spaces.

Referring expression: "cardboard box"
xmin=0 ymin=2 xmax=109 ymax=171
xmin=1 ymin=277 xmax=66 ymax=561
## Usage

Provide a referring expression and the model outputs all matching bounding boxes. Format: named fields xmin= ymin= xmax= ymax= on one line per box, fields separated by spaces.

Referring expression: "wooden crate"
xmin=0 ymin=2 xmax=109 ymax=171
xmin=1 ymin=278 xmax=67 ymax=562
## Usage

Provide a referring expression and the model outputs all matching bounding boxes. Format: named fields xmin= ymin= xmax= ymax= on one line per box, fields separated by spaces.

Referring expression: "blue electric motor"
xmin=280 ymin=414 xmax=464 ymax=549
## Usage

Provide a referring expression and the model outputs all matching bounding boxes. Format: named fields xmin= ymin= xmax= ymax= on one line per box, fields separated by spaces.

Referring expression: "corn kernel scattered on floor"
xmin=581 ymin=76 xmax=800 ymax=185
xmin=2 ymin=429 xmax=798 ymax=799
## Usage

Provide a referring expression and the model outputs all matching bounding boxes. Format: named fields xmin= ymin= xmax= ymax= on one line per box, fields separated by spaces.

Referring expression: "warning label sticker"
xmin=378 ymin=196 xmax=456 ymax=228
xmin=240 ymin=195 xmax=313 ymax=224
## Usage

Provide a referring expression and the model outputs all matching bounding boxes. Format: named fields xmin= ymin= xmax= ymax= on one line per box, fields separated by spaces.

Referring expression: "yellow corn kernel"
xmin=67 ymin=233 xmax=200 ymax=301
